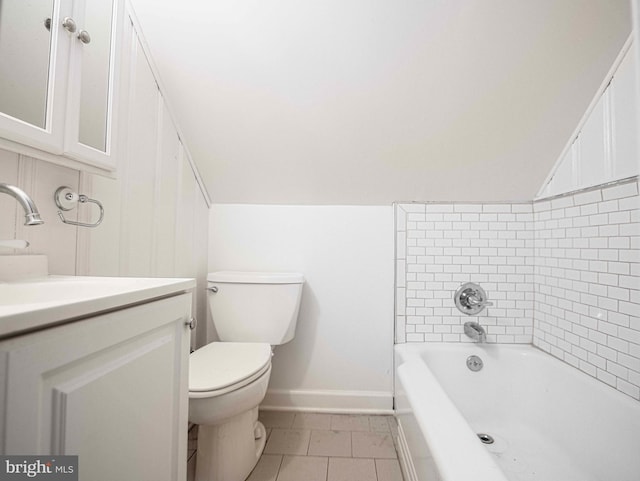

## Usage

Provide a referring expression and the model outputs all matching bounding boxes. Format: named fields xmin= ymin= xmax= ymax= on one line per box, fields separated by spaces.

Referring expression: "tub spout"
xmin=0 ymin=183 xmax=44 ymax=226
xmin=464 ymin=321 xmax=486 ymax=343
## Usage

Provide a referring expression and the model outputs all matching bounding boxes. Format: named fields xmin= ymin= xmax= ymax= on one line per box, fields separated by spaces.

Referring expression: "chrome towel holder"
xmin=55 ymin=186 xmax=104 ymax=228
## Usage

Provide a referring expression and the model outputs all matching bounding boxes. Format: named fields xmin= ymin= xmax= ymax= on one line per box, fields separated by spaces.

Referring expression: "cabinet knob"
xmin=62 ymin=17 xmax=77 ymax=34
xmin=185 ymin=317 xmax=197 ymax=330
xmin=78 ymin=30 xmax=91 ymax=44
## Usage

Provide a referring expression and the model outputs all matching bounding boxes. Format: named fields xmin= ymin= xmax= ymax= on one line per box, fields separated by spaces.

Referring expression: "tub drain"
xmin=466 ymin=355 xmax=483 ymax=371
xmin=477 ymin=433 xmax=494 ymax=444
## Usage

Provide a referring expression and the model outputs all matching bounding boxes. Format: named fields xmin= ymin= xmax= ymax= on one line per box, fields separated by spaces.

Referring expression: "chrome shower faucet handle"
xmin=454 ymin=282 xmax=493 ymax=315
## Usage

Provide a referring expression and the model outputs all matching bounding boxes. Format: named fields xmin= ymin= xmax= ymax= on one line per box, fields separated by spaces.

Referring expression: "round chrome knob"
xmin=78 ymin=30 xmax=91 ymax=44
xmin=185 ymin=317 xmax=197 ymax=330
xmin=62 ymin=17 xmax=77 ymax=34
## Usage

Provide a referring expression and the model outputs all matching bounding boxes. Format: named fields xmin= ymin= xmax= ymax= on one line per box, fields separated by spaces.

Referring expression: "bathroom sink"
xmin=0 ymin=275 xmax=195 ymax=339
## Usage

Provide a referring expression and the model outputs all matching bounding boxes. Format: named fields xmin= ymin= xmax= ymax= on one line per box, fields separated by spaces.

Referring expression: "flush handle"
xmin=207 ymin=286 xmax=218 ymax=293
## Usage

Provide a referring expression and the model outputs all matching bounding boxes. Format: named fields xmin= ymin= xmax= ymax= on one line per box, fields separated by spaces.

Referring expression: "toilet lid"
xmin=189 ymin=342 xmax=272 ymax=393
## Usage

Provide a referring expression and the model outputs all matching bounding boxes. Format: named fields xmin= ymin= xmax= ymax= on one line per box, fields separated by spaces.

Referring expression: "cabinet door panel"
xmin=0 ymin=0 xmax=70 ymax=153
xmin=49 ymin=333 xmax=175 ymax=480
xmin=0 ymin=0 xmax=55 ymax=128
xmin=64 ymin=0 xmax=123 ymax=170
xmin=0 ymin=294 xmax=190 ymax=481
xmin=77 ymin=0 xmax=115 ymax=152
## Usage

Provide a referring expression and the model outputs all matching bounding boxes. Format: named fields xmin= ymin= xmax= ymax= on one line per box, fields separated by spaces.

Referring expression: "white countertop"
xmin=0 ymin=275 xmax=196 ymax=339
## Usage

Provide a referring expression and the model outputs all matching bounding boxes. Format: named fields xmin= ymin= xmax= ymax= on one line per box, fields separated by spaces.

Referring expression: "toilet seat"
xmin=189 ymin=342 xmax=272 ymax=398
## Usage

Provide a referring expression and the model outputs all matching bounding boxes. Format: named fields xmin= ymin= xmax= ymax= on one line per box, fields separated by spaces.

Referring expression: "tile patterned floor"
xmin=187 ymin=412 xmax=404 ymax=481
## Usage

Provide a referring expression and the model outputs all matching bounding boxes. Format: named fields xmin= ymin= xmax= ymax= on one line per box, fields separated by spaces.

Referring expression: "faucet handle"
xmin=467 ymin=294 xmax=493 ymax=308
xmin=454 ymin=282 xmax=493 ymax=315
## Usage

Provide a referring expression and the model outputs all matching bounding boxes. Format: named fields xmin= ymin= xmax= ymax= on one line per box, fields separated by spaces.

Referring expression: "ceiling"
xmin=130 ymin=0 xmax=632 ymax=205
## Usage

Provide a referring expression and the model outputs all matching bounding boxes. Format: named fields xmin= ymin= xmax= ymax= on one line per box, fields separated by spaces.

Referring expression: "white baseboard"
xmin=396 ymin=420 xmax=418 ymax=481
xmin=260 ymin=388 xmax=393 ymax=414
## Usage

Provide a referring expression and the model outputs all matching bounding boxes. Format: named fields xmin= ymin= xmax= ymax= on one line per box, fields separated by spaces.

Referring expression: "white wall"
xmin=208 ymin=204 xmax=394 ymax=412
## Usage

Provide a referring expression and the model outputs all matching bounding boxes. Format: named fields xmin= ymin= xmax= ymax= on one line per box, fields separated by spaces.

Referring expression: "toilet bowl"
xmin=189 ymin=342 xmax=272 ymax=481
xmin=189 ymin=271 xmax=304 ymax=481
xmin=189 ymin=342 xmax=272 ymax=423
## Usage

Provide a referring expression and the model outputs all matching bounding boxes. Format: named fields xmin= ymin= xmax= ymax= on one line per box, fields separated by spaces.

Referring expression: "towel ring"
xmin=55 ymin=186 xmax=104 ymax=228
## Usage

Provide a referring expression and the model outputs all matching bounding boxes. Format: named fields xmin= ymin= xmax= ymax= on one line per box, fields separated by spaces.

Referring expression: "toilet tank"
xmin=207 ymin=271 xmax=305 ymax=345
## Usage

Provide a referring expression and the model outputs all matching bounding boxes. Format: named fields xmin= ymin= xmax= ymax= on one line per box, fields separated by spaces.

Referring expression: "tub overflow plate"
xmin=466 ymin=355 xmax=483 ymax=371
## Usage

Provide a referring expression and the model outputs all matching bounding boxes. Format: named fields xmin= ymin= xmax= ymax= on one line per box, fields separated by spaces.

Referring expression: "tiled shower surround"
xmin=533 ymin=179 xmax=640 ymax=399
xmin=395 ymin=202 xmax=535 ymax=344
xmin=395 ymin=177 xmax=640 ymax=400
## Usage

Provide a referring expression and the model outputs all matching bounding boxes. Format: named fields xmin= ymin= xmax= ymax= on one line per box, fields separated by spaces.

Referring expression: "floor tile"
xmin=264 ymin=428 xmax=311 ymax=455
xmin=375 ymin=459 xmax=403 ymax=481
xmin=260 ymin=411 xmax=296 ymax=429
xmin=369 ymin=416 xmax=391 ymax=432
xmin=293 ymin=413 xmax=332 ymax=430
xmin=328 ymin=458 xmax=377 ymax=481
xmin=308 ymin=430 xmax=351 ymax=457
xmin=330 ymin=414 xmax=370 ymax=431
xmin=247 ymin=454 xmax=283 ymax=481
xmin=276 ymin=455 xmax=328 ymax=481
xmin=352 ymin=431 xmax=397 ymax=459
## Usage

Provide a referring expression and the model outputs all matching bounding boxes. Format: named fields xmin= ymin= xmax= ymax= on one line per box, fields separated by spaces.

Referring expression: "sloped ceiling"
xmin=130 ymin=0 xmax=631 ymax=205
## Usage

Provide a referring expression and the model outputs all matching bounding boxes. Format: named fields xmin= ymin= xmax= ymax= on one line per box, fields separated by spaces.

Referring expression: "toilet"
xmin=189 ymin=271 xmax=304 ymax=481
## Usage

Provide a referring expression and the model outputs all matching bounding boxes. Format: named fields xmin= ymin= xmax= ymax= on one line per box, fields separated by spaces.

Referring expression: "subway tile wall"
xmin=394 ymin=177 xmax=640 ymax=401
xmin=533 ymin=178 xmax=640 ymax=400
xmin=395 ymin=202 xmax=535 ymax=344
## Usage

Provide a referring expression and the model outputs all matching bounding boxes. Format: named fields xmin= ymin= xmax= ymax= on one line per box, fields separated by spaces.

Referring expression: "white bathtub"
xmin=394 ymin=343 xmax=640 ymax=481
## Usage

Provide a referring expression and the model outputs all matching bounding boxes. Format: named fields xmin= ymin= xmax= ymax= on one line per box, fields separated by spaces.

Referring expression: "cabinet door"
xmin=0 ymin=294 xmax=191 ymax=481
xmin=63 ymin=0 xmax=124 ymax=170
xmin=0 ymin=0 xmax=71 ymax=153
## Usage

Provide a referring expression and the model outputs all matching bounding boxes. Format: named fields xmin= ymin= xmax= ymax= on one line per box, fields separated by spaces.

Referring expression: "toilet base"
xmin=195 ymin=406 xmax=266 ymax=481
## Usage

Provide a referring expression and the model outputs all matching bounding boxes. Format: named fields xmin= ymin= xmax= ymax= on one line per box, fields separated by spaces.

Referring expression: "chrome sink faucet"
xmin=0 ymin=183 xmax=44 ymax=225
xmin=464 ymin=321 xmax=486 ymax=343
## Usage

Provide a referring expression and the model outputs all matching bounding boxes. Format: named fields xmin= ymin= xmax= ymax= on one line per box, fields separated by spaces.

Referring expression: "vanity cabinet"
xmin=0 ymin=0 xmax=123 ymax=172
xmin=0 ymin=293 xmax=191 ymax=481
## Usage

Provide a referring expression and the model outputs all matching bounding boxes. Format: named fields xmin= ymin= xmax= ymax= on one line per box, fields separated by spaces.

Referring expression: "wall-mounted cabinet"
xmin=0 ymin=0 xmax=123 ymax=173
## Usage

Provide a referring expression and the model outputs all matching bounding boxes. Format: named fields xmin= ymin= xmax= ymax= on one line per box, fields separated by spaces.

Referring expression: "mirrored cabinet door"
xmin=0 ymin=0 xmax=54 ymax=128
xmin=0 ymin=0 xmax=70 ymax=152
xmin=77 ymin=0 xmax=114 ymax=152
xmin=64 ymin=0 xmax=122 ymax=170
